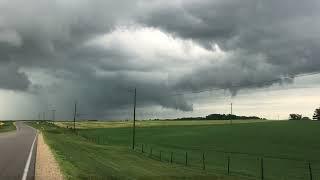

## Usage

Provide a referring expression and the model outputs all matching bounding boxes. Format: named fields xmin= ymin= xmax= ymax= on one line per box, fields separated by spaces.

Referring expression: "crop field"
xmin=34 ymin=120 xmax=320 ymax=179
xmin=55 ymin=119 xmax=267 ymax=129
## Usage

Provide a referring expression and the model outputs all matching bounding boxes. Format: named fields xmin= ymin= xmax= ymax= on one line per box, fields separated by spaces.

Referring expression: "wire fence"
xmin=132 ymin=143 xmax=320 ymax=180
xmin=76 ymin=132 xmax=320 ymax=180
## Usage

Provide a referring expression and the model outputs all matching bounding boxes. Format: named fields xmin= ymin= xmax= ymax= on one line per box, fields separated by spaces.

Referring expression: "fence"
xmin=77 ymin=133 xmax=319 ymax=180
xmin=133 ymin=143 xmax=320 ymax=180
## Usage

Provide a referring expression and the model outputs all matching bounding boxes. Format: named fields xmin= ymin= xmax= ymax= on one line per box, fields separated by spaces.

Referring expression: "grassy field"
xmin=32 ymin=120 xmax=320 ymax=179
xmin=0 ymin=121 xmax=16 ymax=133
xmin=30 ymin=122 xmax=248 ymax=180
xmin=55 ymin=119 xmax=267 ymax=129
xmin=72 ymin=120 xmax=320 ymax=180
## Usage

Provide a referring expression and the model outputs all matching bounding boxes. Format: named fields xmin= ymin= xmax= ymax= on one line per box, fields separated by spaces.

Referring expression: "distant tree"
xmin=172 ymin=114 xmax=261 ymax=121
xmin=289 ymin=114 xmax=302 ymax=120
xmin=205 ymin=114 xmax=260 ymax=120
xmin=313 ymin=108 xmax=320 ymax=121
xmin=301 ymin=117 xmax=311 ymax=121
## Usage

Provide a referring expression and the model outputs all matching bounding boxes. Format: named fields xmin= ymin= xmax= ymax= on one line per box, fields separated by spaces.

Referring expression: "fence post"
xmin=309 ymin=162 xmax=313 ymax=180
xmin=261 ymin=158 xmax=264 ymax=180
xmin=170 ymin=152 xmax=173 ymax=164
xmin=227 ymin=156 xmax=230 ymax=175
xmin=142 ymin=144 xmax=144 ymax=153
xmin=185 ymin=152 xmax=188 ymax=166
xmin=160 ymin=151 xmax=162 ymax=161
xmin=202 ymin=152 xmax=206 ymax=170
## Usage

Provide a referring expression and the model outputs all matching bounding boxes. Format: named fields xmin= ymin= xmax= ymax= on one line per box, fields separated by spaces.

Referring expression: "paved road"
xmin=0 ymin=122 xmax=37 ymax=180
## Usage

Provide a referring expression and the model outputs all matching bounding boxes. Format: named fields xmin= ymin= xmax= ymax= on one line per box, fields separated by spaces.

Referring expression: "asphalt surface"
xmin=0 ymin=122 xmax=37 ymax=180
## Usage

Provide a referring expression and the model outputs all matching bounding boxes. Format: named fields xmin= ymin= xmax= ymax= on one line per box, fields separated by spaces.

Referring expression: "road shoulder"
xmin=35 ymin=132 xmax=64 ymax=180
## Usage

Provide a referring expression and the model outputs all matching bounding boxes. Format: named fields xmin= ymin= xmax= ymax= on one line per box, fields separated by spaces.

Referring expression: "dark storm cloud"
xmin=0 ymin=62 xmax=30 ymax=90
xmin=0 ymin=0 xmax=138 ymax=88
xmin=138 ymin=0 xmax=251 ymax=41
xmin=137 ymin=0 xmax=320 ymax=91
xmin=0 ymin=0 xmax=319 ymax=118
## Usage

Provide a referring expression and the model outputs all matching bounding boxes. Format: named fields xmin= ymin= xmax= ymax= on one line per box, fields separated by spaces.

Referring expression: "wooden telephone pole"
xmin=73 ymin=101 xmax=77 ymax=132
xmin=230 ymin=103 xmax=233 ymax=124
xmin=132 ymin=88 xmax=137 ymax=150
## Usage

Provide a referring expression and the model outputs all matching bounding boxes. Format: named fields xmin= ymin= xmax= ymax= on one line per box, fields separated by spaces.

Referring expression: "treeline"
xmin=289 ymin=107 xmax=320 ymax=121
xmin=174 ymin=114 xmax=262 ymax=121
xmin=206 ymin=114 xmax=261 ymax=120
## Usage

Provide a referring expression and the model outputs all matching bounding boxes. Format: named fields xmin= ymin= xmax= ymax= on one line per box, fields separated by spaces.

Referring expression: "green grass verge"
xmin=75 ymin=121 xmax=320 ymax=180
xmin=0 ymin=121 xmax=16 ymax=133
xmin=29 ymin=122 xmax=247 ymax=180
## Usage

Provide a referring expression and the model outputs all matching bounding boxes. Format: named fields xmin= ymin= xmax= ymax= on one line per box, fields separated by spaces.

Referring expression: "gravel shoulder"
xmin=35 ymin=132 xmax=64 ymax=180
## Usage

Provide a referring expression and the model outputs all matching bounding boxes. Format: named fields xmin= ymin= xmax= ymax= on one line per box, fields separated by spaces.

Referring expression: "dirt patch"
xmin=35 ymin=133 xmax=64 ymax=180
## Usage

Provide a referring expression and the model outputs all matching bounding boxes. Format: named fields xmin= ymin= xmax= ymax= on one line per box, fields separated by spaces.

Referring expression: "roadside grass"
xmin=75 ymin=121 xmax=320 ymax=180
xmin=0 ymin=121 xmax=16 ymax=133
xmin=30 ymin=122 xmax=248 ymax=180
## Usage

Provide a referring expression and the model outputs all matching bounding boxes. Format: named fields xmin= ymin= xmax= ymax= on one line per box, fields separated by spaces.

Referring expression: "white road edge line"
xmin=22 ymin=132 xmax=37 ymax=180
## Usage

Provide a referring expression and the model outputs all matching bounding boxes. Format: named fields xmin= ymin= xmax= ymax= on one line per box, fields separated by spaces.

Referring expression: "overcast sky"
xmin=0 ymin=0 xmax=320 ymax=120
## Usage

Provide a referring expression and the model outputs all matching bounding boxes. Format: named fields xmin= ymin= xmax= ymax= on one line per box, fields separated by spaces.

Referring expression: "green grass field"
xmin=0 ymin=121 xmax=16 ymax=133
xmin=32 ymin=120 xmax=320 ymax=180
xmin=31 ymin=121 xmax=247 ymax=180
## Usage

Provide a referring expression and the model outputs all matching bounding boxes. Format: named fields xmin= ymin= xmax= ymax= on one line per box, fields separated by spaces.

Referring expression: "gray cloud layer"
xmin=0 ymin=0 xmax=319 ymax=118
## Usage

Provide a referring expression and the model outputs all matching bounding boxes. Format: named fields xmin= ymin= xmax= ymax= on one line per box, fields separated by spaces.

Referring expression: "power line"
xmin=118 ymin=72 xmax=320 ymax=120
xmin=169 ymin=71 xmax=320 ymax=96
xmin=52 ymin=110 xmax=56 ymax=121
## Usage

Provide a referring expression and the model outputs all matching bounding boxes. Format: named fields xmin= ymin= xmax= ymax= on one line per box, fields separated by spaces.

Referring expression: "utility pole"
xmin=231 ymin=103 xmax=233 ymax=115
xmin=132 ymin=88 xmax=137 ymax=150
xmin=230 ymin=103 xmax=233 ymax=125
xmin=73 ymin=101 xmax=77 ymax=132
xmin=52 ymin=110 xmax=56 ymax=121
